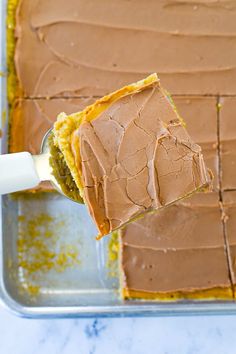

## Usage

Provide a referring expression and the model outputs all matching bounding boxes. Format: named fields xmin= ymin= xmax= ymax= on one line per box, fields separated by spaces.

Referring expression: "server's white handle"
xmin=0 ymin=152 xmax=40 ymax=194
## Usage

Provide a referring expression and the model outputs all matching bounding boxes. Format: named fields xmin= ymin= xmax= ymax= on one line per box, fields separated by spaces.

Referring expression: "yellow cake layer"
xmin=122 ymin=287 xmax=233 ymax=301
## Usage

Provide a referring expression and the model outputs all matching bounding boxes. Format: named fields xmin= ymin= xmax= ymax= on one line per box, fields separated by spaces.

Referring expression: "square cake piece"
xmin=52 ymin=74 xmax=211 ymax=237
xmin=175 ymin=97 xmax=218 ymax=190
xmin=121 ymin=192 xmax=232 ymax=300
xmin=219 ymin=98 xmax=236 ymax=190
xmin=222 ymin=191 xmax=236 ymax=295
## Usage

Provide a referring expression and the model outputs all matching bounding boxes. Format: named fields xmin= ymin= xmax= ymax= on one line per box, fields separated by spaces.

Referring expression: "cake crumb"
xmin=107 ymin=231 xmax=119 ymax=278
xmin=217 ymin=102 xmax=222 ymax=110
xmin=2 ymin=111 xmax=6 ymax=127
xmin=17 ymin=213 xmax=81 ymax=296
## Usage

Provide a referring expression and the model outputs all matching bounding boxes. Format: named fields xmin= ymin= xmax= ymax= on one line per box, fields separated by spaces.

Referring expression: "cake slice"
xmin=51 ymin=74 xmax=211 ymax=238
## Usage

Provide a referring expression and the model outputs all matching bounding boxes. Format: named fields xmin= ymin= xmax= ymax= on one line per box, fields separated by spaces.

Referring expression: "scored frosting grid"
xmin=10 ymin=94 xmax=236 ymax=298
xmin=120 ymin=96 xmax=236 ymax=299
xmin=9 ymin=0 xmax=236 ymax=300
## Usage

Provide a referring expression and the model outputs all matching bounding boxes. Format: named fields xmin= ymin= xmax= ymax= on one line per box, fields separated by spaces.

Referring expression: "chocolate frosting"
xmin=122 ymin=193 xmax=230 ymax=294
xmin=71 ymin=81 xmax=210 ymax=236
xmin=122 ymin=246 xmax=230 ymax=293
xmin=122 ymin=193 xmax=223 ymax=250
xmin=220 ymin=98 xmax=236 ymax=190
xmin=15 ymin=0 xmax=236 ymax=97
xmin=175 ymin=96 xmax=219 ymax=190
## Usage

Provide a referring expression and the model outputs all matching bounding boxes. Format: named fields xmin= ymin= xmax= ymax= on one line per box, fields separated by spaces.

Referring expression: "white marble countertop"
xmin=0 ymin=305 xmax=235 ymax=354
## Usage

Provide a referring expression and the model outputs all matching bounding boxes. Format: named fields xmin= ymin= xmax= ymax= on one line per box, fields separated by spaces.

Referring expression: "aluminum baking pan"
xmin=1 ymin=0 xmax=236 ymax=318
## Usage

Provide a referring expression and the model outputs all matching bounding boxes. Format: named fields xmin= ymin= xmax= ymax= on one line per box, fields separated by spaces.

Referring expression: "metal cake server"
xmin=0 ymin=128 xmax=78 ymax=202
